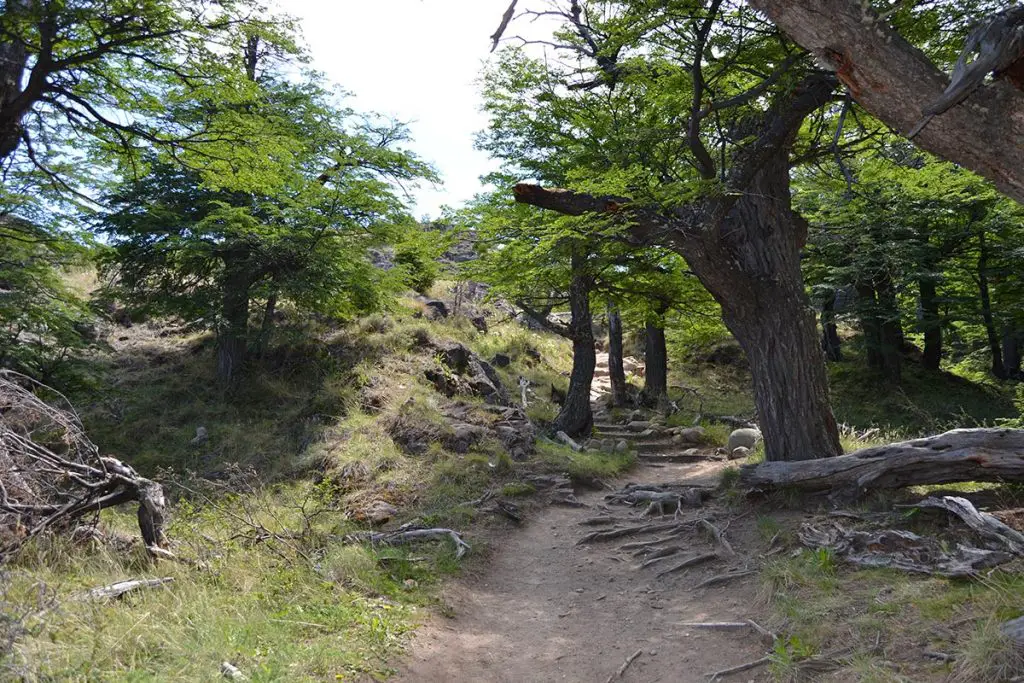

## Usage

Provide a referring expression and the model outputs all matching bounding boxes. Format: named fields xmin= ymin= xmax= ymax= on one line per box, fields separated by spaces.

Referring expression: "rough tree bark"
xmin=918 ymin=275 xmax=942 ymax=371
xmin=216 ymin=263 xmax=252 ymax=385
xmin=607 ymin=304 xmax=629 ymax=407
xmin=748 ymin=0 xmax=1024 ymax=205
xmin=513 ymin=73 xmax=844 ymax=462
xmin=639 ymin=314 xmax=668 ymax=409
xmin=1004 ymin=326 xmax=1023 ymax=379
xmin=741 ymin=428 xmax=1024 ymax=501
xmin=553 ymin=250 xmax=596 ymax=437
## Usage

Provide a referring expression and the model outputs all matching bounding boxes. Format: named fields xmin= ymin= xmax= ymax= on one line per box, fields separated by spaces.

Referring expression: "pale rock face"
xmin=728 ymin=428 xmax=762 ymax=454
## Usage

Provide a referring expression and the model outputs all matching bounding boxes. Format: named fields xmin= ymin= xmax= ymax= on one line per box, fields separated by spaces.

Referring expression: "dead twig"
xmin=77 ymin=577 xmax=174 ymax=601
xmin=705 ymin=656 xmax=770 ymax=681
xmin=605 ymin=648 xmax=643 ymax=683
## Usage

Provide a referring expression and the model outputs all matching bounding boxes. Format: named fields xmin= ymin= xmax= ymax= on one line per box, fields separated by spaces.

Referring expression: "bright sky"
xmin=284 ymin=0 xmax=524 ymax=220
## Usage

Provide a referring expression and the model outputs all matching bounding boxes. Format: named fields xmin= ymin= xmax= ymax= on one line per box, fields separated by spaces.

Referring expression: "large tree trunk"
xmin=511 ymin=73 xmax=842 ymax=462
xmin=820 ymin=289 xmax=842 ymax=362
xmin=552 ymin=251 xmax=595 ymax=437
xmin=749 ymin=0 xmax=1024 ymax=205
xmin=876 ymin=274 xmax=903 ymax=382
xmin=0 ymin=0 xmax=30 ymax=161
xmin=217 ymin=266 xmax=252 ymax=384
xmin=639 ymin=315 xmax=668 ymax=409
xmin=679 ymin=155 xmax=842 ymax=462
xmin=978 ymin=229 xmax=1006 ymax=380
xmin=607 ymin=304 xmax=629 ymax=408
xmin=918 ymin=275 xmax=942 ymax=371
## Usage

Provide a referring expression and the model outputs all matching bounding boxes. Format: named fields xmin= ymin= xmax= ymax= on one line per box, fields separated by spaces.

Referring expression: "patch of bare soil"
xmin=395 ymin=460 xmax=774 ymax=683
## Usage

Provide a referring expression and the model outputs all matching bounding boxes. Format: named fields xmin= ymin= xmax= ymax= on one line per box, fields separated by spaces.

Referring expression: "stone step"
xmin=637 ymin=452 xmax=717 ymax=464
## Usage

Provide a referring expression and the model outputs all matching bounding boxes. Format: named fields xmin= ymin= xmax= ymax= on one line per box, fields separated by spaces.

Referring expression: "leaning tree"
xmin=486 ymin=1 xmax=845 ymax=461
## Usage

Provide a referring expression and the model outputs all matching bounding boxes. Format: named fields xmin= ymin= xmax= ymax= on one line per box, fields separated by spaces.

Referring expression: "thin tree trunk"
xmin=875 ymin=273 xmax=903 ymax=382
xmin=856 ymin=282 xmax=885 ymax=373
xmin=552 ymin=250 xmax=595 ymax=437
xmin=919 ymin=276 xmax=942 ymax=371
xmin=820 ymin=289 xmax=842 ymax=361
xmin=978 ymin=229 xmax=1006 ymax=379
xmin=256 ymin=292 xmax=277 ymax=359
xmin=607 ymin=304 xmax=629 ymax=407
xmin=640 ymin=315 xmax=668 ymax=409
xmin=1003 ymin=326 xmax=1022 ymax=379
xmin=217 ymin=265 xmax=251 ymax=384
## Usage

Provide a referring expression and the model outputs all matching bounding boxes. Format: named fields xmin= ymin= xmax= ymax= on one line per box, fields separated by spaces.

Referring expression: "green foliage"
xmin=393 ymin=225 xmax=448 ymax=295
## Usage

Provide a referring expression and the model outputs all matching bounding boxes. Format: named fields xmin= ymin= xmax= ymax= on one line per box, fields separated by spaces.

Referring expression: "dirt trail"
xmin=395 ymin=460 xmax=773 ymax=683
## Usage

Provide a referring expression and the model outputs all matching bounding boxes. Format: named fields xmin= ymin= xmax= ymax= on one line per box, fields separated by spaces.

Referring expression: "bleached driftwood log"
xmin=0 ymin=370 xmax=168 ymax=559
xmin=351 ymin=528 xmax=472 ymax=559
xmin=740 ymin=428 xmax=1024 ymax=500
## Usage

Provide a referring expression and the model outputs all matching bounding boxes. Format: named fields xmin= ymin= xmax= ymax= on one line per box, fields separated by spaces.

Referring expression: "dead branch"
xmin=908 ymin=496 xmax=1024 ymax=555
xmin=679 ymin=621 xmax=751 ymax=630
xmin=78 ymin=577 xmax=174 ymax=601
xmin=705 ymin=656 xmax=770 ymax=681
xmin=353 ymin=528 xmax=471 ymax=559
xmin=0 ymin=370 xmax=167 ymax=559
xmin=740 ymin=428 xmax=1024 ymax=500
xmin=798 ymin=521 xmax=1013 ymax=577
xmin=605 ymin=648 xmax=643 ymax=683
xmin=700 ymin=519 xmax=736 ymax=557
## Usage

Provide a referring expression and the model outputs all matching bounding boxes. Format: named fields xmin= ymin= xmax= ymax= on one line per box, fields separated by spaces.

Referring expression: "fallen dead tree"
xmin=348 ymin=527 xmax=472 ymax=559
xmin=740 ymin=428 xmax=1024 ymax=500
xmin=0 ymin=370 xmax=167 ymax=559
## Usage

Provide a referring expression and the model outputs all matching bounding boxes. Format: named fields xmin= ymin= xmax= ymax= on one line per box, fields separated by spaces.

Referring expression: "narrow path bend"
xmin=396 ymin=458 xmax=773 ymax=682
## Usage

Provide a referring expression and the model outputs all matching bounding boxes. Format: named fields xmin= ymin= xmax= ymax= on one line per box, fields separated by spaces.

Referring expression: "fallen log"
xmin=740 ymin=428 xmax=1024 ymax=500
xmin=908 ymin=496 xmax=1024 ymax=555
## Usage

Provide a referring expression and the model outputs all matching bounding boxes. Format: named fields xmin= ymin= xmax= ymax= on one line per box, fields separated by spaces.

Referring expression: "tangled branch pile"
xmin=0 ymin=371 xmax=166 ymax=559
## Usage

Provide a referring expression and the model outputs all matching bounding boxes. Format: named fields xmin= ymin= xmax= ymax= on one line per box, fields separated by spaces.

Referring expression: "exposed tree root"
xmin=656 ymin=552 xmax=718 ymax=578
xmin=693 ymin=569 xmax=755 ymax=589
xmin=577 ymin=521 xmax=683 ymax=545
xmin=705 ymin=656 xmax=769 ymax=681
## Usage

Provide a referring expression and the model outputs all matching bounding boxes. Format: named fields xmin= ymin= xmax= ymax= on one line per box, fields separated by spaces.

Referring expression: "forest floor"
xmin=395 ymin=453 xmax=777 ymax=682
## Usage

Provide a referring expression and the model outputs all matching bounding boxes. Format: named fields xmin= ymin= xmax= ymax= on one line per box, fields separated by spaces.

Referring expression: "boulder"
xmin=729 ymin=446 xmax=751 ymax=460
xmin=672 ymin=426 xmax=706 ymax=445
xmin=365 ymin=501 xmax=399 ymax=525
xmin=614 ymin=439 xmax=629 ymax=453
xmin=629 ymin=409 xmax=645 ymax=422
xmin=601 ymin=438 xmax=616 ymax=453
xmin=626 ymin=420 xmax=651 ymax=432
xmin=491 ymin=353 xmax=511 ymax=368
xmin=728 ymin=428 xmax=762 ymax=454
xmin=449 ymin=423 xmax=488 ymax=453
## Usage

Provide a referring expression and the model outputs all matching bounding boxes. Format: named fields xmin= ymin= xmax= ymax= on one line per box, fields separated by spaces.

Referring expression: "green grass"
xmin=534 ymin=440 xmax=635 ymax=484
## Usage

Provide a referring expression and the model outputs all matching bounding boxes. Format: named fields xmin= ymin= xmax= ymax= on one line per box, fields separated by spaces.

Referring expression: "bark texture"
xmin=741 ymin=428 xmax=1024 ymax=500
xmin=749 ymin=0 xmax=1024 ymax=204
xmin=607 ymin=305 xmax=629 ymax=407
xmin=918 ymin=276 xmax=942 ymax=371
xmin=639 ymin=320 xmax=668 ymax=409
xmin=552 ymin=252 xmax=596 ymax=437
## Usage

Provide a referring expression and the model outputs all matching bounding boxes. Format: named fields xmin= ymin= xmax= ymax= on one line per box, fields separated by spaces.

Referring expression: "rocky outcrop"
xmin=425 ymin=342 xmax=509 ymax=405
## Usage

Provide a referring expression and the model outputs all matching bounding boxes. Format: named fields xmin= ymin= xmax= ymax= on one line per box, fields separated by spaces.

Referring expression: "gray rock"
xmin=629 ymin=409 xmax=645 ymax=422
xmin=626 ymin=420 xmax=651 ymax=432
xmin=601 ymin=438 xmax=616 ymax=452
xmin=672 ymin=427 xmax=706 ymax=444
xmin=190 ymin=426 xmax=208 ymax=447
xmin=728 ymin=446 xmax=751 ymax=460
xmin=423 ymin=299 xmax=448 ymax=318
xmin=614 ymin=439 xmax=629 ymax=453
xmin=491 ymin=353 xmax=511 ymax=367
xmin=728 ymin=428 xmax=762 ymax=454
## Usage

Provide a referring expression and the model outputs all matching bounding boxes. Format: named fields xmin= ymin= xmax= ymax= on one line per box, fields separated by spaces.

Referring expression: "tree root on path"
xmin=656 ymin=552 xmax=718 ymax=578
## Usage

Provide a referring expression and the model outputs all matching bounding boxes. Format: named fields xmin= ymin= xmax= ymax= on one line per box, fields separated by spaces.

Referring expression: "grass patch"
xmin=534 ymin=440 xmax=635 ymax=483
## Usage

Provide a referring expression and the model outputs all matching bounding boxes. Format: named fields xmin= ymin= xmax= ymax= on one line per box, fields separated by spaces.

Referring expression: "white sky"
xmin=283 ymin=0 xmax=525 ymax=220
